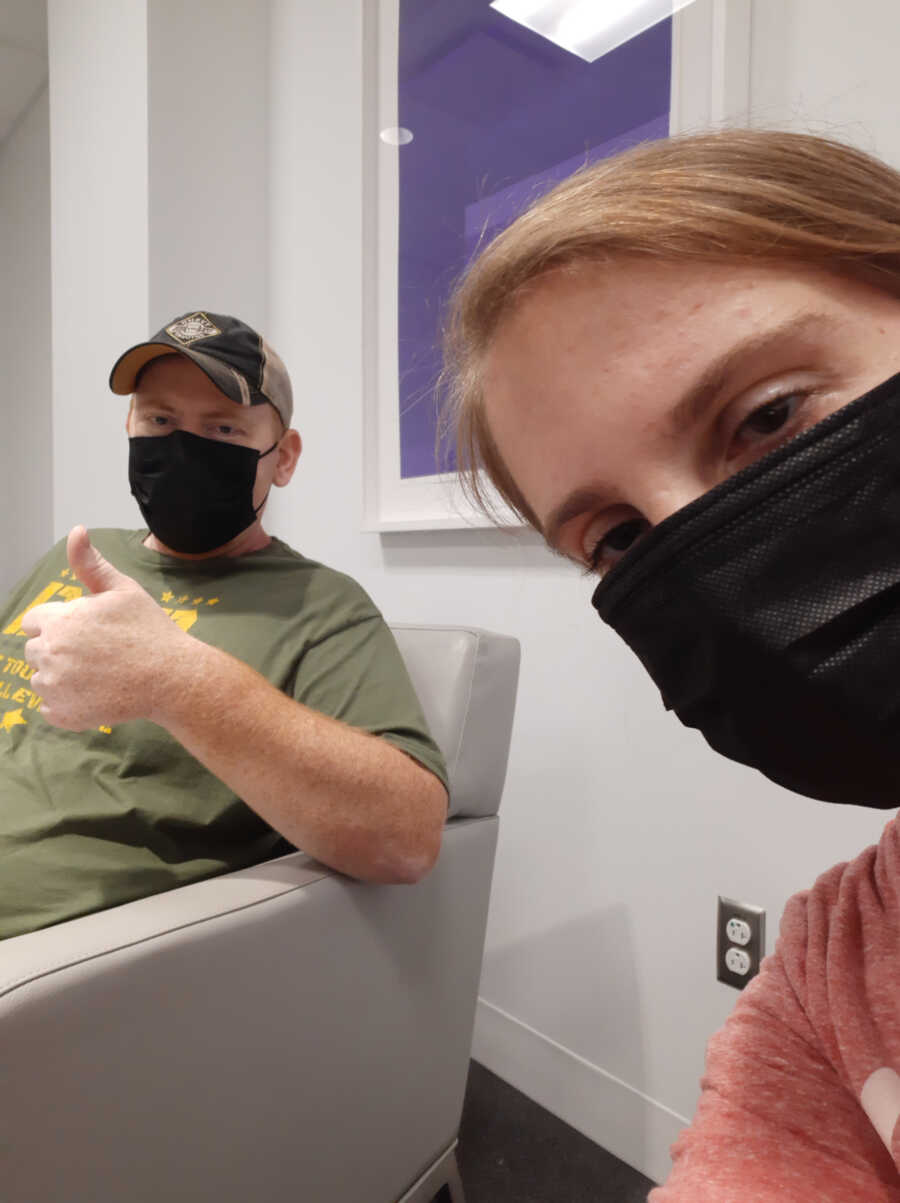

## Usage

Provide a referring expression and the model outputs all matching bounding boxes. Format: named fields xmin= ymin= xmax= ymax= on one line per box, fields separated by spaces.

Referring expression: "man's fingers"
xmin=19 ymin=600 xmax=71 ymax=637
xmin=66 ymin=526 xmax=131 ymax=595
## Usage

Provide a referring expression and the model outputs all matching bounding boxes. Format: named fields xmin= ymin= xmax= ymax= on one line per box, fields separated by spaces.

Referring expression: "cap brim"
xmin=109 ymin=344 xmax=182 ymax=394
xmin=109 ymin=342 xmax=245 ymax=409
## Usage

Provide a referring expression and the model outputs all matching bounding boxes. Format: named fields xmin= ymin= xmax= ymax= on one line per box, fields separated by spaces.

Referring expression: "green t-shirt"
xmin=0 ymin=529 xmax=447 ymax=940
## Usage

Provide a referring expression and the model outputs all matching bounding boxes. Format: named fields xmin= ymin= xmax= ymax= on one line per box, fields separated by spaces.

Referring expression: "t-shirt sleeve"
xmin=291 ymin=608 xmax=449 ymax=795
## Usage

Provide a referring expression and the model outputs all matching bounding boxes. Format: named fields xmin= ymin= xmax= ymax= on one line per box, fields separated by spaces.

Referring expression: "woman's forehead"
xmin=483 ymin=260 xmax=745 ymax=436
xmin=484 ymin=258 xmax=889 ymax=419
xmin=481 ymin=258 xmax=900 ymax=528
xmin=493 ymin=257 xmax=834 ymax=345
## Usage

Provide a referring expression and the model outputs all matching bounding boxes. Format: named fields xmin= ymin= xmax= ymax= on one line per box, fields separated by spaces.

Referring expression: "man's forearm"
xmin=149 ymin=636 xmax=447 ymax=883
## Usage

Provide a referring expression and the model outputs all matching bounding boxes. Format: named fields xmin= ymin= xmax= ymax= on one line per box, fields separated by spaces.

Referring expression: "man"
xmin=0 ymin=311 xmax=448 ymax=941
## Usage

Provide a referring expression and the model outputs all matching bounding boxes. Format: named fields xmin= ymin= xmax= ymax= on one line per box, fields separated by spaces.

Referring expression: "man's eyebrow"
xmin=201 ymin=409 xmax=245 ymax=422
xmin=543 ymin=310 xmax=844 ymax=551
xmin=133 ymin=397 xmax=243 ymax=421
xmin=133 ymin=395 xmax=176 ymax=410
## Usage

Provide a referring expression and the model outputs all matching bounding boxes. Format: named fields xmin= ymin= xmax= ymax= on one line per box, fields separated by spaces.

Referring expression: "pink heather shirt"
xmin=652 ymin=813 xmax=900 ymax=1202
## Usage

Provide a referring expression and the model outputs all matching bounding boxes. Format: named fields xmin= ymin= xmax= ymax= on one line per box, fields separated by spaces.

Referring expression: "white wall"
xmin=266 ymin=0 xmax=899 ymax=1185
xmin=46 ymin=0 xmax=270 ymax=542
xmin=148 ymin=0 xmax=269 ymax=331
xmin=749 ymin=0 xmax=900 ymax=150
xmin=47 ymin=0 xmax=150 ymax=538
xmin=0 ymin=87 xmax=51 ymax=595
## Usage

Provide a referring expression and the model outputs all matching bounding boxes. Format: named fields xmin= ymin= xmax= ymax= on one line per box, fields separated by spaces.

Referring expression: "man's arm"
xmin=21 ymin=527 xmax=447 ymax=884
xmin=156 ymin=640 xmax=446 ymax=883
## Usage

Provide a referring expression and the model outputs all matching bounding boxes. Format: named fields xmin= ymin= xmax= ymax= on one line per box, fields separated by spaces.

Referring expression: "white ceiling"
xmin=0 ymin=0 xmax=48 ymax=145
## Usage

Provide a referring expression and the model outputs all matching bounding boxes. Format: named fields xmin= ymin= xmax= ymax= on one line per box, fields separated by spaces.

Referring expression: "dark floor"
xmin=456 ymin=1061 xmax=656 ymax=1203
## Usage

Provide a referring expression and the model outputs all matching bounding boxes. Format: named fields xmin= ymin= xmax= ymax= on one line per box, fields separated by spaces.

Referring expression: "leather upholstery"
xmin=391 ymin=625 xmax=520 ymax=818
xmin=0 ymin=624 xmax=520 ymax=1203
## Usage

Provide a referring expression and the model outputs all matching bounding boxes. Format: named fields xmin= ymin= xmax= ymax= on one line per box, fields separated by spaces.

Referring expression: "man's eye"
xmin=215 ymin=425 xmax=237 ymax=436
xmin=588 ymin=518 xmax=650 ymax=574
xmin=734 ymin=394 xmax=804 ymax=445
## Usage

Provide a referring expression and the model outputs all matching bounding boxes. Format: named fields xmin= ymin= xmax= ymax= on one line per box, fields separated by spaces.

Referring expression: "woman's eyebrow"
xmin=544 ymin=486 xmax=610 ymax=550
xmin=543 ymin=310 xmax=844 ymax=549
xmin=663 ymin=310 xmax=843 ymax=436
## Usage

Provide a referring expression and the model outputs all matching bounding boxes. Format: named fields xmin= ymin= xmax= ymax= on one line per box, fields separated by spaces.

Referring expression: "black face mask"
xmin=129 ymin=429 xmax=278 ymax=554
xmin=591 ymin=370 xmax=900 ymax=808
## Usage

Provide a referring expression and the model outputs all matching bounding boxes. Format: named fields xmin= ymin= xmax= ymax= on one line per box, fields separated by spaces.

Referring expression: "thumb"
xmin=66 ymin=526 xmax=130 ymax=595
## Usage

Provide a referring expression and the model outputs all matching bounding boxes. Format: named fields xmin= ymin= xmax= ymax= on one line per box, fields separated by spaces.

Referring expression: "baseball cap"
xmin=109 ymin=310 xmax=293 ymax=427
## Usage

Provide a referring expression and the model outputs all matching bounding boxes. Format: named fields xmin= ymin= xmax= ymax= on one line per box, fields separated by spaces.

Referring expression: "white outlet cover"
xmin=725 ymin=947 xmax=751 ymax=976
xmin=726 ymin=917 xmax=752 ymax=946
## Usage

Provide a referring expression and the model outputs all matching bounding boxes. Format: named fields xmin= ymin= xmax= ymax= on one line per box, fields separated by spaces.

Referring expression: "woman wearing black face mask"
xmin=443 ymin=131 xmax=900 ymax=1200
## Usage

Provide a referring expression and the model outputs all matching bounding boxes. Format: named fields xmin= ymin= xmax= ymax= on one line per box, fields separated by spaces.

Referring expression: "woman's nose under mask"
xmin=592 ymin=369 xmax=900 ymax=808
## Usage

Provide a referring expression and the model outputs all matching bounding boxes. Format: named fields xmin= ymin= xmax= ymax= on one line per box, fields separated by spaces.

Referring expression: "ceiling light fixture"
xmin=490 ymin=0 xmax=699 ymax=62
xmin=380 ymin=127 xmax=414 ymax=146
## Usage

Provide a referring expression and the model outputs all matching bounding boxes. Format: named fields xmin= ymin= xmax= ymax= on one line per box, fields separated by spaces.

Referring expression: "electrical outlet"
xmin=725 ymin=916 xmax=752 ymax=945
xmin=717 ymin=896 xmax=765 ymax=990
xmin=724 ymin=947 xmax=752 ymax=976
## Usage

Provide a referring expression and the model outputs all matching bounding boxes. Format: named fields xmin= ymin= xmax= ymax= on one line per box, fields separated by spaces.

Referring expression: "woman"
xmin=443 ymin=130 xmax=900 ymax=1199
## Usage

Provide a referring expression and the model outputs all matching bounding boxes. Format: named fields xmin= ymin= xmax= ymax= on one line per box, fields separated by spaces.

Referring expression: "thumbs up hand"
xmin=65 ymin=524 xmax=134 ymax=596
xmin=20 ymin=526 xmax=189 ymax=731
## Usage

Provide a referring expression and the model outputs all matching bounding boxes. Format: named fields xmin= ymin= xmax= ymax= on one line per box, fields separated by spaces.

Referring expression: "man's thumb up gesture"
xmin=21 ymin=526 xmax=187 ymax=730
xmin=66 ymin=525 xmax=134 ymax=596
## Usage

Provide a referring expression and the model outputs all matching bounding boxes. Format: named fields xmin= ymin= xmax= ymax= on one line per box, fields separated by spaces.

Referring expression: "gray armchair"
xmin=0 ymin=624 xmax=520 ymax=1203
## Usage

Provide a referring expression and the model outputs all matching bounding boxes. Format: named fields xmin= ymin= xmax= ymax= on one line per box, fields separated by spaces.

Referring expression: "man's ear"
xmin=274 ymin=429 xmax=302 ymax=487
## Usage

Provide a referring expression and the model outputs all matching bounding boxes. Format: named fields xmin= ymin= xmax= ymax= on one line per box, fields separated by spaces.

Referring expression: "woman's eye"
xmin=215 ymin=424 xmax=237 ymax=436
xmin=733 ymin=393 xmax=804 ymax=448
xmin=588 ymin=517 xmax=650 ymax=574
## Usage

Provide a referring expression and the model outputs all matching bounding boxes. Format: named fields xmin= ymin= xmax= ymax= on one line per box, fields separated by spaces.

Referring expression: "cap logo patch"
xmin=166 ymin=312 xmax=221 ymax=345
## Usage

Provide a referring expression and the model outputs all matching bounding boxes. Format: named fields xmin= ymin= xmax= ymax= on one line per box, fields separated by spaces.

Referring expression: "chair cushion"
xmin=390 ymin=625 xmax=519 ymax=819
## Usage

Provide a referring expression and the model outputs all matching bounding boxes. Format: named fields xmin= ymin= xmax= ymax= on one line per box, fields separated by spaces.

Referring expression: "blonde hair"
xmin=441 ymin=129 xmax=900 ymax=531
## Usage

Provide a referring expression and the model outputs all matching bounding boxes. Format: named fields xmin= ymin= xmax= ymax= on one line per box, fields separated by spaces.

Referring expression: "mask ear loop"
xmin=252 ymin=437 xmax=282 ymax=516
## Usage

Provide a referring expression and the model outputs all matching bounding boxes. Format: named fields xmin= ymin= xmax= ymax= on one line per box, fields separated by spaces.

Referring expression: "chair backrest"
xmin=390 ymin=625 xmax=520 ymax=820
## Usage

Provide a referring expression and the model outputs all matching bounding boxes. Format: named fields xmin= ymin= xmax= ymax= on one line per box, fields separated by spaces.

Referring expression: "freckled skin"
xmin=482 ymin=259 xmax=900 ymax=568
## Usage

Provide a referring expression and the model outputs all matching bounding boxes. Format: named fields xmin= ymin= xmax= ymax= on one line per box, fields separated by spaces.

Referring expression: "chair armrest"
xmin=1 ymin=851 xmax=329 ymax=994
xmin=0 ymin=819 xmax=498 ymax=1203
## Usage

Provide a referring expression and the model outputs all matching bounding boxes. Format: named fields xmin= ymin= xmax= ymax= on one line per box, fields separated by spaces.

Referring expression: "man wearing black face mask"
xmin=0 ymin=311 xmax=449 ymax=940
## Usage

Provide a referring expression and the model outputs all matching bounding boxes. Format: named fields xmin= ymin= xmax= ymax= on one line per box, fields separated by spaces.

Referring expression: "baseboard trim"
xmin=471 ymin=996 xmax=690 ymax=1187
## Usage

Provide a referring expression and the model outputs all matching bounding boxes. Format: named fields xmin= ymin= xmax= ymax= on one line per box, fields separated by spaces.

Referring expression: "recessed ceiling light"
xmin=380 ymin=127 xmax=414 ymax=147
xmin=490 ymin=0 xmax=699 ymax=62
